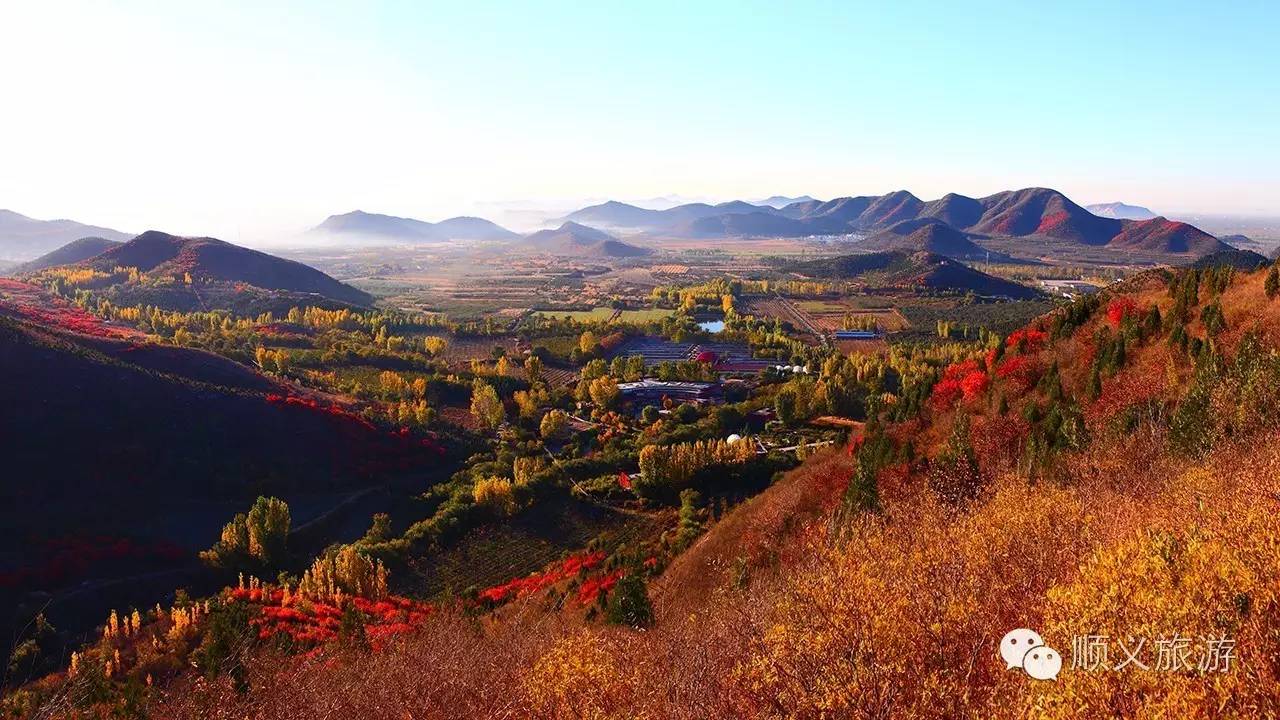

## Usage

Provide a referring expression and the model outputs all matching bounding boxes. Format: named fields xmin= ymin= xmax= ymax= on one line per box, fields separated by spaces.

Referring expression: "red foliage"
xmin=0 ymin=279 xmax=142 ymax=339
xmin=230 ymin=587 xmax=433 ymax=648
xmin=1107 ymin=296 xmax=1139 ymax=328
xmin=477 ymin=551 xmax=607 ymax=605
xmin=995 ymin=355 xmax=1042 ymax=393
xmin=1006 ymin=328 xmax=1048 ymax=354
xmin=931 ymin=359 xmax=989 ymax=410
xmin=930 ymin=378 xmax=963 ymax=411
xmin=960 ymin=370 xmax=990 ymax=401
xmin=1036 ymin=211 xmax=1072 ymax=234
xmin=576 ymin=569 xmax=624 ymax=605
xmin=264 ymin=393 xmax=445 ymax=462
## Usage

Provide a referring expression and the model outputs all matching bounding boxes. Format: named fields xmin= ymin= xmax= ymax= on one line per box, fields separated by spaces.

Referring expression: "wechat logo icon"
xmin=1001 ymin=628 xmax=1061 ymax=681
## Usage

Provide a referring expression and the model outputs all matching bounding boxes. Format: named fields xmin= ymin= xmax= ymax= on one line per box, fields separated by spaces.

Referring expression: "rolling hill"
xmin=859 ymin=218 xmax=1000 ymax=260
xmin=312 ymin=210 xmax=518 ymax=242
xmin=0 ymin=209 xmax=131 ymax=262
xmin=1107 ymin=217 xmax=1227 ymax=254
xmin=7 ymin=236 xmax=122 ymax=274
xmin=519 ymin=222 xmax=652 ymax=257
xmin=783 ymin=250 xmax=1041 ymax=298
xmin=81 ymin=231 xmax=374 ymax=307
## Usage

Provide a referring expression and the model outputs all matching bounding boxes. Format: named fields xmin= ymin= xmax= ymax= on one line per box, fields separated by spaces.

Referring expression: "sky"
xmin=2 ymin=0 xmax=1278 ymax=241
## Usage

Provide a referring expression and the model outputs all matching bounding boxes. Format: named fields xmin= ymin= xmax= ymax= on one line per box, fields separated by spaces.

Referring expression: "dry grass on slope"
xmin=148 ymin=425 xmax=1280 ymax=720
xmin=651 ymin=448 xmax=851 ymax=617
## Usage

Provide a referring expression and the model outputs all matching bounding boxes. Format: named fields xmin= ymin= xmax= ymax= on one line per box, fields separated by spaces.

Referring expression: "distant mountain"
xmin=82 ymin=231 xmax=373 ymax=308
xmin=0 ymin=209 xmax=131 ymax=261
xmin=683 ymin=212 xmax=811 ymax=238
xmin=1086 ymin=202 xmax=1158 ymax=220
xmin=753 ymin=195 xmax=816 ymax=208
xmin=606 ymin=187 xmax=1231 ymax=257
xmin=564 ymin=200 xmax=776 ymax=232
xmin=312 ymin=210 xmax=517 ymax=242
xmin=519 ymin=222 xmax=652 ymax=258
xmin=860 ymin=219 xmax=999 ymax=261
xmin=9 ymin=237 xmax=122 ymax=274
xmin=782 ymin=250 xmax=1041 ymax=299
xmin=562 ymin=201 xmax=666 ymax=229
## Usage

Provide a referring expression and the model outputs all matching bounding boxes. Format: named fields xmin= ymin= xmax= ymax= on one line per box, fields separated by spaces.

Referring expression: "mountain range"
xmin=518 ymin=222 xmax=652 ymax=258
xmin=0 ymin=209 xmax=131 ymax=262
xmin=312 ymin=210 xmax=518 ymax=243
xmin=560 ymin=187 xmax=1229 ymax=256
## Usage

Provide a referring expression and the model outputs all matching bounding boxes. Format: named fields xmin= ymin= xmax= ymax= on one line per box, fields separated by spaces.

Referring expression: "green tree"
xmin=1266 ymin=265 xmax=1279 ymax=300
xmin=247 ymin=496 xmax=290 ymax=567
xmin=604 ymin=572 xmax=653 ymax=628
xmin=201 ymin=496 xmax=290 ymax=570
xmin=640 ymin=405 xmax=660 ymax=424
xmin=670 ymin=489 xmax=703 ymax=552
xmin=363 ymin=513 xmax=392 ymax=544
xmin=775 ymin=388 xmax=799 ymax=426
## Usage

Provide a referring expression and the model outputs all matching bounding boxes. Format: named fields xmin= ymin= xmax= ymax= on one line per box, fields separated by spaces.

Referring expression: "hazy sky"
xmin=3 ymin=0 xmax=1278 ymax=241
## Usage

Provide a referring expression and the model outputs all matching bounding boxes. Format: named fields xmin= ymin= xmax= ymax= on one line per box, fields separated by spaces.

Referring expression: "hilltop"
xmin=859 ymin=218 xmax=1002 ymax=261
xmin=519 ymin=222 xmax=651 ymax=257
xmin=0 ymin=209 xmax=131 ymax=262
xmin=65 ymin=231 xmax=374 ymax=311
xmin=7 ymin=237 xmax=121 ymax=274
xmin=312 ymin=210 xmax=518 ymax=242
xmin=783 ymin=249 xmax=1042 ymax=298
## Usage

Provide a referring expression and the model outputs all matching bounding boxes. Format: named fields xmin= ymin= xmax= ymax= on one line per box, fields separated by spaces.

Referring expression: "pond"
xmin=697 ymin=319 xmax=725 ymax=334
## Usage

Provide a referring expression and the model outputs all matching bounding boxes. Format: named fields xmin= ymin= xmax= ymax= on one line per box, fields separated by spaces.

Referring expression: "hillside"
xmin=7 ymin=236 xmax=121 ymax=274
xmin=1108 ymin=216 xmax=1227 ymax=254
xmin=312 ymin=210 xmax=517 ymax=242
xmin=106 ymin=257 xmax=1280 ymax=720
xmin=76 ymin=231 xmax=373 ymax=309
xmin=519 ymin=222 xmax=652 ymax=257
xmin=784 ymin=250 xmax=1041 ymax=298
xmin=859 ymin=218 xmax=998 ymax=260
xmin=0 ymin=280 xmax=442 ymax=641
xmin=0 ymin=209 xmax=130 ymax=262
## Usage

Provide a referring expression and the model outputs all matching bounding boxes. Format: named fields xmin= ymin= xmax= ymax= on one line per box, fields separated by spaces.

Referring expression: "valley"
xmin=2 ymin=189 xmax=1278 ymax=719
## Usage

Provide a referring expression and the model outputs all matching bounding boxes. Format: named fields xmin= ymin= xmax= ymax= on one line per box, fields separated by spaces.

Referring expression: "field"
xmin=743 ymin=294 xmax=910 ymax=336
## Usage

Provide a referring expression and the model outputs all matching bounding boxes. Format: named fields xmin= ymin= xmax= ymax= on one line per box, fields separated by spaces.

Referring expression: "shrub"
xmin=603 ymin=573 xmax=653 ymax=628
